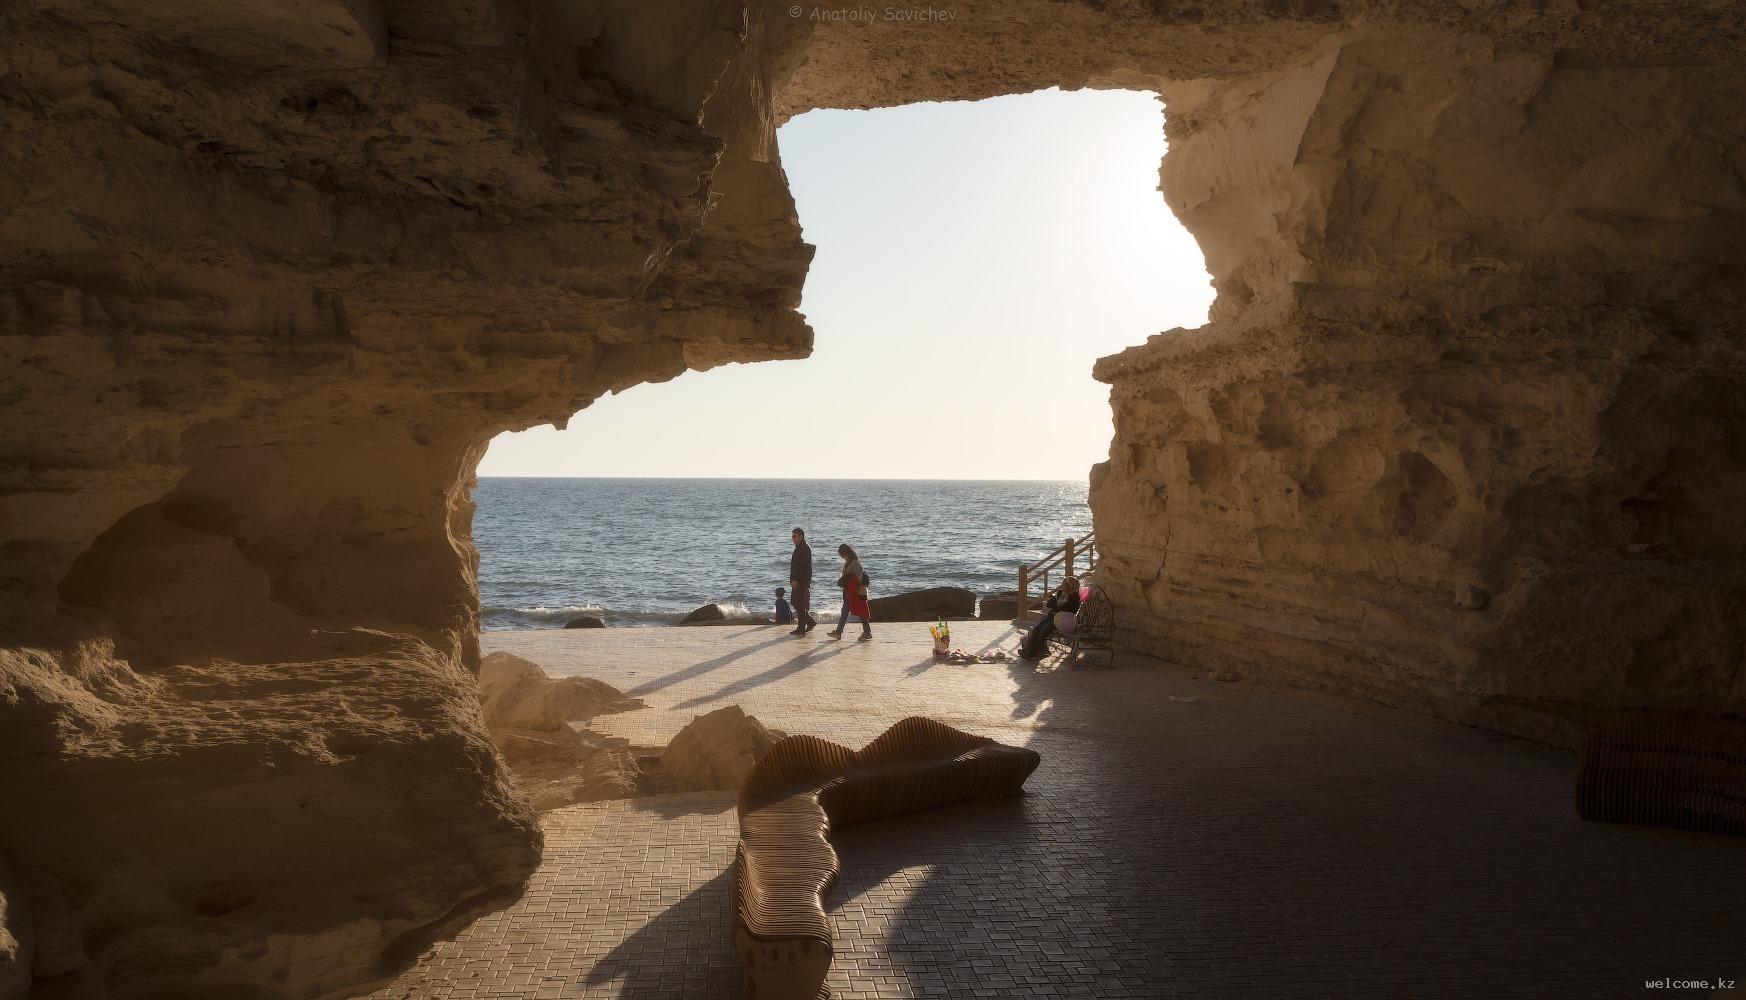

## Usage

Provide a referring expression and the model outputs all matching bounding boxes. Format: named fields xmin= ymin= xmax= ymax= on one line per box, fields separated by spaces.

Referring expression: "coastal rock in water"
xmin=979 ymin=592 xmax=1020 ymax=621
xmin=678 ymin=603 xmax=728 ymax=626
xmin=478 ymin=652 xmax=643 ymax=731
xmin=694 ymin=614 xmax=778 ymax=627
xmin=0 ymin=853 xmax=29 ymax=1000
xmin=660 ymin=706 xmax=784 ymax=792
xmin=565 ymin=615 xmax=607 ymax=629
xmin=868 ymin=587 xmax=976 ymax=622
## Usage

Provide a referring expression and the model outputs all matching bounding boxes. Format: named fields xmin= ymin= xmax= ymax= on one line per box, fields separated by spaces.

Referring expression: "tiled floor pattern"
xmin=368 ymin=624 xmax=1746 ymax=998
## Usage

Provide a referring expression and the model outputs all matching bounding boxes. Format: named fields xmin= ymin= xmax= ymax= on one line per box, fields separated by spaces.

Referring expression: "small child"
xmin=773 ymin=586 xmax=794 ymax=626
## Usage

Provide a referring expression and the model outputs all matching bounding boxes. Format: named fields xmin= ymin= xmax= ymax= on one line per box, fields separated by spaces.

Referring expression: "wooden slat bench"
xmin=732 ymin=717 xmax=1042 ymax=999
xmin=1576 ymin=715 xmax=1746 ymax=836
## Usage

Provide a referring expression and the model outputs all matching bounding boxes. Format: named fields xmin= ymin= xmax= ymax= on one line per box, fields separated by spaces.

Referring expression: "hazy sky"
xmin=478 ymin=88 xmax=1213 ymax=481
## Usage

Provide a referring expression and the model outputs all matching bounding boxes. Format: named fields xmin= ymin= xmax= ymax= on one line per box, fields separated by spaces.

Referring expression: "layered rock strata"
xmin=4 ymin=0 xmax=1746 ymax=997
xmin=2 ymin=0 xmax=810 ymax=994
xmin=1090 ymin=33 xmax=1746 ymax=745
xmin=0 ymin=637 xmax=538 ymax=1000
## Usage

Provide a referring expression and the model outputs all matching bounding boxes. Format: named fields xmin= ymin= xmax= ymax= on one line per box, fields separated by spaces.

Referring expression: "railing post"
xmin=1065 ymin=536 xmax=1076 ymax=581
xmin=1016 ymin=563 xmax=1029 ymax=621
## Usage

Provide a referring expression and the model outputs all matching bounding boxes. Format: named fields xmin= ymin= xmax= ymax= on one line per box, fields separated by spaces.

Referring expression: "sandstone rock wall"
xmin=1090 ymin=32 xmax=1746 ymax=744
xmin=0 ymin=638 xmax=538 ymax=1000
xmin=2 ymin=0 xmax=811 ymax=994
xmin=0 ymin=851 xmax=28 ymax=1000
xmin=774 ymin=1 xmax=1746 ymax=743
xmin=5 ymin=0 xmax=1746 ymax=996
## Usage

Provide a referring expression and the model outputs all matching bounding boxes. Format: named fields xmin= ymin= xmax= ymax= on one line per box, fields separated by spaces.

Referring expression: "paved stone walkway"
xmin=370 ymin=623 xmax=1746 ymax=999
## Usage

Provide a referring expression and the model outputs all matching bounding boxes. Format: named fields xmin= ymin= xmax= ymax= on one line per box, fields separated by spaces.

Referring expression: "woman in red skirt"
xmin=827 ymin=543 xmax=873 ymax=641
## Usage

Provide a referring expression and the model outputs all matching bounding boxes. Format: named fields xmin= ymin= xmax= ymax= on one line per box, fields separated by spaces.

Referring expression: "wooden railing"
xmin=1016 ymin=531 xmax=1096 ymax=620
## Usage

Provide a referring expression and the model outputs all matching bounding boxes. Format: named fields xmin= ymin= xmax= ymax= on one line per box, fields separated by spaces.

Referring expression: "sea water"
xmin=474 ymin=478 xmax=1091 ymax=628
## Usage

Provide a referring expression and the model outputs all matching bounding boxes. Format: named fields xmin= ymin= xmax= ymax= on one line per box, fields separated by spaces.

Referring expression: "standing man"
xmin=788 ymin=527 xmax=817 ymax=636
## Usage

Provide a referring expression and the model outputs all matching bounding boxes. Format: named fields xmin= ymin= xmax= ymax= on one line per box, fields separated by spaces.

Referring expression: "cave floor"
xmin=368 ymin=623 xmax=1745 ymax=999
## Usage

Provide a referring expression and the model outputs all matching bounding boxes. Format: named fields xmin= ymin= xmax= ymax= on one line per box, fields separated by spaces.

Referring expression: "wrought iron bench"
xmin=732 ymin=717 xmax=1041 ymax=999
xmin=1019 ymin=583 xmax=1116 ymax=668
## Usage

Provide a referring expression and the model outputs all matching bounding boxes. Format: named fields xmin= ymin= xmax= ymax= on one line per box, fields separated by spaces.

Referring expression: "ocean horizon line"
xmin=475 ymin=474 xmax=1086 ymax=483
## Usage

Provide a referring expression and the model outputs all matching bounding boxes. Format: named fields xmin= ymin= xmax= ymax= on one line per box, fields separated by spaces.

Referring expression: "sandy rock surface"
xmin=659 ymin=706 xmax=785 ymax=793
xmin=1088 ymin=30 xmax=1746 ymax=746
xmin=4 ymin=0 xmax=1746 ymax=995
xmin=0 ymin=853 xmax=28 ymax=1000
xmin=0 ymin=636 xmax=538 ymax=1000
xmin=495 ymin=729 xmax=644 ymax=810
xmin=479 ymin=652 xmax=642 ymax=731
xmin=475 ymin=653 xmax=645 ymax=809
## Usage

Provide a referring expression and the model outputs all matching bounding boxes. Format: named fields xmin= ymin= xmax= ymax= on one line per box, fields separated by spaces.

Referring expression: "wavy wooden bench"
xmin=732 ymin=717 xmax=1042 ymax=999
xmin=1577 ymin=715 xmax=1746 ymax=836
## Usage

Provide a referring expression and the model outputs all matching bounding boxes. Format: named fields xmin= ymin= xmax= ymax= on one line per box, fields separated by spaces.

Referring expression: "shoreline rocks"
xmin=678 ymin=603 xmax=727 ymax=625
xmin=979 ymin=592 xmax=1020 ymax=621
xmin=867 ymin=587 xmax=976 ymax=622
xmin=564 ymin=615 xmax=606 ymax=629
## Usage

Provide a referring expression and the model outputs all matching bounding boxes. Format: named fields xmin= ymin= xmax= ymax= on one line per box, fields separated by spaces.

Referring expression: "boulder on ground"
xmin=678 ymin=603 xmax=726 ymax=625
xmin=478 ymin=652 xmax=641 ymax=732
xmin=564 ymin=615 xmax=606 ymax=629
xmin=477 ymin=655 xmax=650 ymax=810
xmin=868 ymin=587 xmax=975 ymax=622
xmin=0 ymin=642 xmax=540 ymax=1000
xmin=494 ymin=727 xmax=591 ymax=768
xmin=493 ymin=724 xmax=644 ymax=810
xmin=569 ymin=748 xmax=644 ymax=803
xmin=979 ymin=592 xmax=1019 ymax=620
xmin=659 ymin=706 xmax=784 ymax=792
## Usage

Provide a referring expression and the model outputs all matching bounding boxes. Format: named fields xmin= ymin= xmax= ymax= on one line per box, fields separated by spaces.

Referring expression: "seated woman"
xmin=1018 ymin=576 xmax=1081 ymax=660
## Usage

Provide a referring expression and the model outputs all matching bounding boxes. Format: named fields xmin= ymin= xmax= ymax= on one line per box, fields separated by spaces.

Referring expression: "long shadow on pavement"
xmin=582 ymin=869 xmax=743 ymax=998
xmin=624 ymin=632 xmax=796 ymax=697
xmin=670 ymin=642 xmax=853 ymax=710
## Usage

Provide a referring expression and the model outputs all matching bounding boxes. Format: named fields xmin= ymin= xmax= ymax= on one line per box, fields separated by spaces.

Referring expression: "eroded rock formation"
xmin=2 ymin=0 xmax=810 ymax=993
xmin=477 ymin=652 xmax=645 ymax=808
xmin=0 ymin=853 xmax=28 ymax=1000
xmin=4 ymin=0 xmax=1745 ymax=995
xmin=0 ymin=638 xmax=537 ymax=999
xmin=659 ymin=705 xmax=784 ymax=792
xmin=1090 ymin=30 xmax=1746 ymax=745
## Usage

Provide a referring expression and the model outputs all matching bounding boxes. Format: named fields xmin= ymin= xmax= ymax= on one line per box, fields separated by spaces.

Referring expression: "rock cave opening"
xmin=6 ymin=3 xmax=1746 ymax=997
xmin=465 ymin=87 xmax=1214 ymax=634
